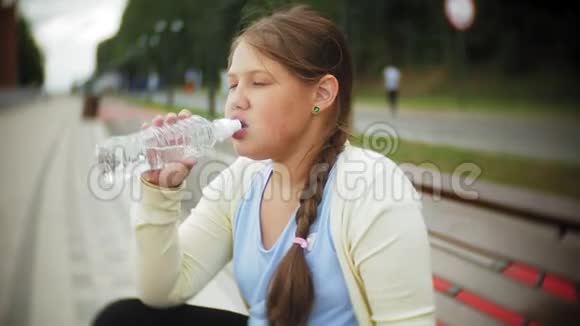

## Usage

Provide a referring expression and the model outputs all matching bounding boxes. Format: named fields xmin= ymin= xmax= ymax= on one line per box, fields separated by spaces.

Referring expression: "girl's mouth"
xmin=233 ymin=128 xmax=247 ymax=140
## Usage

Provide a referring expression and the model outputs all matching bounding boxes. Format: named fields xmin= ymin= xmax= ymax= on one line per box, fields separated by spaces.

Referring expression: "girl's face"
xmin=225 ymin=40 xmax=317 ymax=161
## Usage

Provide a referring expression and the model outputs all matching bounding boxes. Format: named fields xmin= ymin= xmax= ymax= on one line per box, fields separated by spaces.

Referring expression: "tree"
xmin=96 ymin=0 xmax=580 ymax=105
xmin=17 ymin=16 xmax=44 ymax=86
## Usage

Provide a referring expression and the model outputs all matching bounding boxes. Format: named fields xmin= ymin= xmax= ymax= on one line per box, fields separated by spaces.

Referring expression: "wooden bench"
xmin=403 ymin=165 xmax=580 ymax=326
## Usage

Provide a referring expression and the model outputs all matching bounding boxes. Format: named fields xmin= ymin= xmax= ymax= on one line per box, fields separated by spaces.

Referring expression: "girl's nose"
xmin=228 ymin=87 xmax=250 ymax=111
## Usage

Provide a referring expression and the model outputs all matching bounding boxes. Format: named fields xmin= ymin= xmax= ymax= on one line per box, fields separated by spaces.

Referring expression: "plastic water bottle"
xmin=96 ymin=115 xmax=242 ymax=185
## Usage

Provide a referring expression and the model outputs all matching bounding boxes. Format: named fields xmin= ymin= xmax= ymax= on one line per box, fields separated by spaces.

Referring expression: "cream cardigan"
xmin=132 ymin=142 xmax=436 ymax=325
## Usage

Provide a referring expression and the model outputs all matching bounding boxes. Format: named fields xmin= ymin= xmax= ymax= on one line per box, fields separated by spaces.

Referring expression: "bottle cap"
xmin=213 ymin=118 xmax=242 ymax=141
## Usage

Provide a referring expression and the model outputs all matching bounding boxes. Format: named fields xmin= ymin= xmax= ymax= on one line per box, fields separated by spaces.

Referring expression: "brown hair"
xmin=228 ymin=5 xmax=353 ymax=326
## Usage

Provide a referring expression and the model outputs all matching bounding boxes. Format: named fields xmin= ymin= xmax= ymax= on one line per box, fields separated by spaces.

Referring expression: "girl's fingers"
xmin=165 ymin=112 xmax=178 ymax=124
xmin=181 ymin=158 xmax=197 ymax=169
xmin=141 ymin=122 xmax=149 ymax=129
xmin=178 ymin=109 xmax=192 ymax=120
xmin=142 ymin=169 xmax=160 ymax=184
xmin=152 ymin=114 xmax=164 ymax=127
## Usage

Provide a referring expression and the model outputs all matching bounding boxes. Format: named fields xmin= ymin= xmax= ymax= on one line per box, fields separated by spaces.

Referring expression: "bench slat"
xmin=430 ymin=236 xmax=505 ymax=271
xmin=435 ymin=292 xmax=502 ymax=326
xmin=431 ymin=246 xmax=580 ymax=325
xmin=562 ymin=230 xmax=580 ymax=249
xmin=422 ymin=194 xmax=580 ymax=280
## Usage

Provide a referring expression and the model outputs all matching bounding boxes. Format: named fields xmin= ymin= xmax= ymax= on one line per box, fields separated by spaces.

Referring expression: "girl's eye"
xmin=228 ymin=84 xmax=237 ymax=90
xmin=253 ymin=82 xmax=269 ymax=86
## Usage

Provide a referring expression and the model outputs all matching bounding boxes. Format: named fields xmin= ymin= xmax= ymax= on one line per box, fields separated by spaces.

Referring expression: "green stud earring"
xmin=313 ymin=106 xmax=320 ymax=113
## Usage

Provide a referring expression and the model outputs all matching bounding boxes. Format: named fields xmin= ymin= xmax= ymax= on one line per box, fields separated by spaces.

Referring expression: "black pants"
xmin=92 ymin=298 xmax=249 ymax=326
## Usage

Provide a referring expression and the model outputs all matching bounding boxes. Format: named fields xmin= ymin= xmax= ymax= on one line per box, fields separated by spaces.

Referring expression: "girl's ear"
xmin=313 ymin=74 xmax=339 ymax=113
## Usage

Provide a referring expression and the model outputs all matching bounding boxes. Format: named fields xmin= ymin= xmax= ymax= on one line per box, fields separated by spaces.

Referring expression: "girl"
xmin=94 ymin=5 xmax=435 ymax=326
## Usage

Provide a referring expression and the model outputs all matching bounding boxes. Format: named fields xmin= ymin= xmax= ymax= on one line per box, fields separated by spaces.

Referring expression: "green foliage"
xmin=17 ymin=16 xmax=44 ymax=86
xmin=96 ymin=0 xmax=579 ymax=101
xmin=96 ymin=0 xmax=243 ymax=80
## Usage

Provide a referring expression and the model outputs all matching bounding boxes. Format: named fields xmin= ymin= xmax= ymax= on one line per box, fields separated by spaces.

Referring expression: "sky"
xmin=19 ymin=0 xmax=128 ymax=93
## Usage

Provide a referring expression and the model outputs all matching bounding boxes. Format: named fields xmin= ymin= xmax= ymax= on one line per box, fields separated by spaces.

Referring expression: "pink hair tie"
xmin=293 ymin=237 xmax=308 ymax=249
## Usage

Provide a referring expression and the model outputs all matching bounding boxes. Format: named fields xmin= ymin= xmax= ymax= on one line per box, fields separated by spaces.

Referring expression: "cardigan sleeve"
xmin=349 ymin=164 xmax=436 ymax=325
xmin=132 ymin=158 xmax=247 ymax=307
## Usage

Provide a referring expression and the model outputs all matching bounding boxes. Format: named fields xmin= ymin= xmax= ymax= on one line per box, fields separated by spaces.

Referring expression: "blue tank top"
xmin=232 ymin=161 xmax=357 ymax=326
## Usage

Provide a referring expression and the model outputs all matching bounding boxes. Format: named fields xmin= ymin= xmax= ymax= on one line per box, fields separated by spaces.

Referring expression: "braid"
xmin=296 ymin=128 xmax=346 ymax=235
xmin=266 ymin=128 xmax=347 ymax=326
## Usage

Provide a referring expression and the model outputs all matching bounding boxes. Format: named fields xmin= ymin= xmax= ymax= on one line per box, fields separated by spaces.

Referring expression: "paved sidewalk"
xmin=0 ymin=96 xmax=140 ymax=326
xmin=0 ymin=88 xmax=43 ymax=108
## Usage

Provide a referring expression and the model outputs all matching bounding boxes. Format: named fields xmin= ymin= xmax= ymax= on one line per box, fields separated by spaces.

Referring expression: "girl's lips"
xmin=233 ymin=127 xmax=247 ymax=140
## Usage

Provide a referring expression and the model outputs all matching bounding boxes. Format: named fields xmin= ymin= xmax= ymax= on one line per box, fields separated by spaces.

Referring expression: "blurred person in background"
xmin=93 ymin=5 xmax=434 ymax=326
xmin=383 ymin=65 xmax=401 ymax=117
